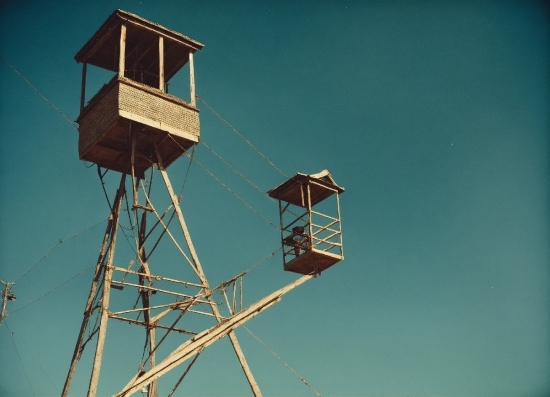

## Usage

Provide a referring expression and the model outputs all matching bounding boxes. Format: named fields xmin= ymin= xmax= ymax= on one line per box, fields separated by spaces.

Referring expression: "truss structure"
xmin=61 ymin=135 xmax=314 ymax=397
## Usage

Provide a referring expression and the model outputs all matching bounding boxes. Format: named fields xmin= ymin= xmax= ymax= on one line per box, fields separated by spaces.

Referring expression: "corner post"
xmin=189 ymin=51 xmax=196 ymax=106
xmin=118 ymin=23 xmax=126 ymax=78
xmin=87 ymin=174 xmax=126 ymax=397
xmin=159 ymin=36 xmax=164 ymax=92
xmin=80 ymin=62 xmax=87 ymax=113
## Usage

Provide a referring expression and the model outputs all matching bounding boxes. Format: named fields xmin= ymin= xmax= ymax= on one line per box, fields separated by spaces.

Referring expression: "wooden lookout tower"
xmin=75 ymin=9 xmax=203 ymax=177
xmin=269 ymin=170 xmax=345 ymax=275
xmin=63 ymin=10 xmax=346 ymax=397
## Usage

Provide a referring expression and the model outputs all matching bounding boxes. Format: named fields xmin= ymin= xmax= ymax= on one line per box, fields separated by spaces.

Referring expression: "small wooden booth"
xmin=74 ymin=10 xmax=204 ymax=177
xmin=268 ymin=170 xmax=344 ymax=275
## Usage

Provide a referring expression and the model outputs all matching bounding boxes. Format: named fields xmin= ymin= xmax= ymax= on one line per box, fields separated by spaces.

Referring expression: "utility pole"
xmin=0 ymin=279 xmax=16 ymax=326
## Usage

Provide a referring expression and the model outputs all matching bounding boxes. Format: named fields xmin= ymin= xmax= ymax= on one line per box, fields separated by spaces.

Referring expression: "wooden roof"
xmin=268 ymin=170 xmax=345 ymax=207
xmin=75 ymin=9 xmax=204 ymax=82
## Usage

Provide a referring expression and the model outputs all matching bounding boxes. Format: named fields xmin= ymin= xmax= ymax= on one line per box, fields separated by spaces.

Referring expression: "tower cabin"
xmin=268 ymin=170 xmax=345 ymax=275
xmin=75 ymin=10 xmax=204 ymax=177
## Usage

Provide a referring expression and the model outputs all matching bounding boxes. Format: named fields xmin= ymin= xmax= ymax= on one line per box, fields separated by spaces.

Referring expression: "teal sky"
xmin=1 ymin=1 xmax=549 ymax=396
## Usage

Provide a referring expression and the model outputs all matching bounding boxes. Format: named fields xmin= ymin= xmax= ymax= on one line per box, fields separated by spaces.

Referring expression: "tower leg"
xmin=155 ymin=156 xmax=262 ymax=396
xmin=62 ymin=174 xmax=126 ymax=397
xmin=87 ymin=174 xmax=126 ymax=397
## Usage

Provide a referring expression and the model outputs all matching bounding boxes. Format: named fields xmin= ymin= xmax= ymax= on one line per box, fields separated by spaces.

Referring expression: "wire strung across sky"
xmin=13 ymin=218 xmax=107 ymax=284
xmin=244 ymin=326 xmax=323 ymax=397
xmin=196 ymin=95 xmax=289 ymax=178
xmin=1 ymin=54 xmax=316 ymax=395
xmin=4 ymin=321 xmax=36 ymax=396
xmin=0 ymin=55 xmax=78 ymax=131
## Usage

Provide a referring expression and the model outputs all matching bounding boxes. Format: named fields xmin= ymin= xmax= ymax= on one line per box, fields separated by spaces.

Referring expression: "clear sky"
xmin=1 ymin=1 xmax=549 ymax=396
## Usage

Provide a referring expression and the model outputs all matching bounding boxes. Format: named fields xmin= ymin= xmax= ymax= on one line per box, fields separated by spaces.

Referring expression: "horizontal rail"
xmin=110 ymin=280 xmax=211 ymax=303
xmin=312 ymin=231 xmax=341 ymax=246
xmin=109 ymin=300 xmax=197 ymax=316
xmin=283 ymin=215 xmax=308 ymax=232
xmin=111 ymin=266 xmax=204 ymax=288
xmin=310 ymin=210 xmax=340 ymax=222
xmin=108 ymin=315 xmax=197 ymax=335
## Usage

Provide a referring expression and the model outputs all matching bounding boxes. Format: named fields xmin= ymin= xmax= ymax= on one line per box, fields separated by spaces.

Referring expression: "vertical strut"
xmin=62 ymin=173 xmax=126 ymax=397
xmin=154 ymin=144 xmax=262 ymax=396
xmin=87 ymin=174 xmax=126 ymax=397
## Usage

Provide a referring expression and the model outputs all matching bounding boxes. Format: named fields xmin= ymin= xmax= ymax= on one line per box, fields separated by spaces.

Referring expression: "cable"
xmin=14 ymin=218 xmax=107 ymax=283
xmin=5 ymin=321 xmax=36 ymax=396
xmin=244 ymin=326 xmax=322 ymax=397
xmin=97 ymin=166 xmax=113 ymax=211
xmin=196 ymin=95 xmax=288 ymax=178
xmin=201 ymin=140 xmax=275 ymax=201
xmin=179 ymin=145 xmax=196 ymax=196
xmin=20 ymin=338 xmax=60 ymax=393
xmin=1 ymin=55 xmax=78 ymax=130
xmin=11 ymin=264 xmax=95 ymax=315
xmin=186 ymin=153 xmax=279 ymax=230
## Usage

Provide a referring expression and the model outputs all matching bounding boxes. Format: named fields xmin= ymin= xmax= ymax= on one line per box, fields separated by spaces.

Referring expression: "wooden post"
xmin=189 ymin=51 xmax=196 ymax=106
xmin=87 ymin=174 xmax=126 ymax=397
xmin=119 ymin=23 xmax=126 ymax=78
xmin=149 ymin=328 xmax=158 ymax=397
xmin=306 ymin=184 xmax=313 ymax=248
xmin=336 ymin=192 xmax=343 ymax=258
xmin=154 ymin=146 xmax=262 ymax=396
xmin=62 ymin=174 xmax=126 ymax=397
xmin=80 ymin=62 xmax=87 ymax=113
xmin=159 ymin=36 xmax=164 ymax=92
xmin=114 ymin=275 xmax=313 ymax=396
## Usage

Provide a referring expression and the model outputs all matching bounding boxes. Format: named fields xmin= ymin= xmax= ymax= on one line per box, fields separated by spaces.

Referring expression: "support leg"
xmin=154 ymin=146 xmax=262 ymax=396
xmin=62 ymin=174 xmax=127 ymax=397
xmin=87 ymin=174 xmax=126 ymax=397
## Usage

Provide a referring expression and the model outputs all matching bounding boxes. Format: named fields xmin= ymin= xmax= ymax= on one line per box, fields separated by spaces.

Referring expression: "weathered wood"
xmin=189 ymin=51 xmax=196 ymax=106
xmin=159 ymin=36 xmax=164 ymax=92
xmin=119 ymin=23 xmax=126 ymax=78
xmin=62 ymin=173 xmax=126 ymax=397
xmin=148 ymin=328 xmax=157 ymax=397
xmin=87 ymin=174 xmax=126 ymax=397
xmin=336 ymin=192 xmax=344 ymax=258
xmin=110 ymin=280 xmax=209 ymax=301
xmin=155 ymin=147 xmax=262 ymax=396
xmin=114 ymin=275 xmax=313 ymax=396
xmin=80 ymin=63 xmax=87 ymax=113
xmin=108 ymin=315 xmax=196 ymax=335
xmin=111 ymin=266 xmax=203 ymax=288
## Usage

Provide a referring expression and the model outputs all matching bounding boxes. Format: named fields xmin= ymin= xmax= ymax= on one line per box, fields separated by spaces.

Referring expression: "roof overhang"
xmin=268 ymin=170 xmax=345 ymax=207
xmin=75 ymin=9 xmax=204 ymax=82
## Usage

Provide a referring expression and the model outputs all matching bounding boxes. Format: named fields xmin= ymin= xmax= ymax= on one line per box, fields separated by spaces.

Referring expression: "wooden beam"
xmin=154 ymin=147 xmax=262 ymax=396
xmin=189 ymin=51 xmax=196 ymax=106
xmin=80 ymin=63 xmax=87 ymax=113
xmin=61 ymin=179 xmax=123 ymax=397
xmin=87 ymin=174 xmax=126 ymax=397
xmin=119 ymin=23 xmax=126 ymax=78
xmin=114 ymin=275 xmax=313 ymax=396
xmin=159 ymin=36 xmax=164 ymax=92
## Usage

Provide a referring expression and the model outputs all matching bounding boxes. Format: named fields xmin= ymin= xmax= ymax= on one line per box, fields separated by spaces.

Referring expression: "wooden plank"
xmin=154 ymin=148 xmax=262 ymax=396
